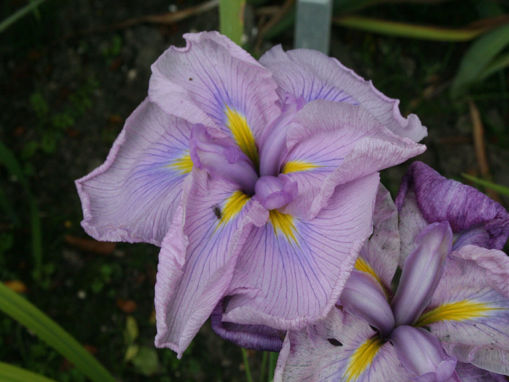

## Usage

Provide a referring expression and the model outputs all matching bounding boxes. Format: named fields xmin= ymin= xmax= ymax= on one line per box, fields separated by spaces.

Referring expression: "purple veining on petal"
xmin=392 ymin=326 xmax=457 ymax=382
xmin=339 ymin=270 xmax=395 ymax=336
xmin=189 ymin=125 xmax=258 ymax=193
xmin=392 ymin=222 xmax=453 ymax=326
xmin=211 ymin=302 xmax=283 ymax=352
xmin=254 ymin=175 xmax=298 ymax=210
xmin=395 ymin=161 xmax=509 ymax=250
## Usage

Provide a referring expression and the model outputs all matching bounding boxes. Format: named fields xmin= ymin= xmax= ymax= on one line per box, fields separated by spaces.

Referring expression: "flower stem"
xmin=241 ymin=348 xmax=253 ymax=382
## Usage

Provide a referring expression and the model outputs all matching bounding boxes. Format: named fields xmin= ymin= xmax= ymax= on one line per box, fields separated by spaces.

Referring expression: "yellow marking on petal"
xmin=269 ymin=210 xmax=297 ymax=244
xmin=168 ymin=153 xmax=193 ymax=174
xmin=416 ymin=300 xmax=503 ymax=326
xmin=218 ymin=191 xmax=250 ymax=227
xmin=282 ymin=161 xmax=319 ymax=174
xmin=225 ymin=105 xmax=258 ymax=165
xmin=354 ymin=257 xmax=385 ymax=292
xmin=344 ymin=337 xmax=383 ymax=382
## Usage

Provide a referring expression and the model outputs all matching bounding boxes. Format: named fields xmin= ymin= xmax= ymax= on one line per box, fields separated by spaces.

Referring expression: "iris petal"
xmin=76 ymin=100 xmax=193 ymax=245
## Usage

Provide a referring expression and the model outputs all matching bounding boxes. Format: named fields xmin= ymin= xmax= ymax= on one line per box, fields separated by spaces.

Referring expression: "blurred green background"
xmin=1 ymin=0 xmax=509 ymax=380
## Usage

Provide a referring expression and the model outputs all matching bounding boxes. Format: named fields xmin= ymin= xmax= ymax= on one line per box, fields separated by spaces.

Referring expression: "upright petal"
xmin=76 ymin=100 xmax=193 ymax=245
xmin=223 ymin=174 xmax=379 ymax=330
xmin=355 ymin=185 xmax=400 ymax=291
xmin=210 ymin=301 xmax=284 ymax=352
xmin=416 ymin=245 xmax=509 ymax=375
xmin=391 ymin=325 xmax=457 ymax=382
xmin=280 ymin=101 xmax=425 ymax=219
xmin=260 ymin=45 xmax=427 ymax=142
xmin=395 ymin=161 xmax=509 ymax=250
xmin=154 ymin=169 xmax=267 ymax=357
xmin=274 ymin=308 xmax=412 ymax=382
xmin=392 ymin=222 xmax=453 ymax=326
xmin=339 ymin=271 xmax=395 ymax=336
xmin=149 ymin=31 xmax=281 ymax=162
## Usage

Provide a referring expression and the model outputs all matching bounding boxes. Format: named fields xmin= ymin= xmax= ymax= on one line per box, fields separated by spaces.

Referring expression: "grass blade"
xmin=334 ymin=16 xmax=486 ymax=41
xmin=461 ymin=173 xmax=509 ymax=196
xmin=478 ymin=52 xmax=509 ymax=81
xmin=451 ymin=23 xmax=509 ymax=98
xmin=268 ymin=351 xmax=277 ymax=381
xmin=219 ymin=0 xmax=245 ymax=45
xmin=0 ymin=0 xmax=46 ymax=33
xmin=0 ymin=141 xmax=42 ymax=280
xmin=0 ymin=283 xmax=116 ymax=382
xmin=0 ymin=362 xmax=56 ymax=382
xmin=241 ymin=348 xmax=253 ymax=382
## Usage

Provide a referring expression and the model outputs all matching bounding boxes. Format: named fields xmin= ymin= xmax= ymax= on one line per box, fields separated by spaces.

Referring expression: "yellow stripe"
xmin=269 ymin=210 xmax=297 ymax=244
xmin=416 ymin=300 xmax=502 ymax=326
xmin=282 ymin=161 xmax=319 ymax=174
xmin=354 ymin=258 xmax=385 ymax=293
xmin=168 ymin=153 xmax=193 ymax=174
xmin=218 ymin=191 xmax=250 ymax=227
xmin=225 ymin=106 xmax=259 ymax=166
xmin=344 ymin=337 xmax=383 ymax=382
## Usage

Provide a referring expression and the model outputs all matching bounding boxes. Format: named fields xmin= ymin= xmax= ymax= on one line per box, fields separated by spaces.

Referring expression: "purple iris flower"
xmin=275 ymin=166 xmax=509 ymax=381
xmin=75 ymin=31 xmax=426 ymax=357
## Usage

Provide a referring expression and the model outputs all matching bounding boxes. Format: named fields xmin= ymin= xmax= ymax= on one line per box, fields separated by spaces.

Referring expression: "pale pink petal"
xmin=223 ymin=174 xmax=379 ymax=330
xmin=154 ymin=169 xmax=267 ymax=357
xmin=76 ymin=99 xmax=193 ymax=245
xmin=260 ymin=45 xmax=427 ymax=142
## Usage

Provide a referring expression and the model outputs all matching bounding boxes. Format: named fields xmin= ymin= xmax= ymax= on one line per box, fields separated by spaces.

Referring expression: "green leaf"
xmin=478 ymin=52 xmax=509 ymax=82
xmin=0 ymin=283 xmax=116 ymax=382
xmin=131 ymin=347 xmax=159 ymax=376
xmin=219 ymin=0 xmax=245 ymax=45
xmin=334 ymin=16 xmax=485 ymax=41
xmin=461 ymin=173 xmax=509 ymax=196
xmin=451 ymin=23 xmax=509 ymax=98
xmin=0 ymin=362 xmax=56 ymax=382
xmin=0 ymin=0 xmax=47 ymax=33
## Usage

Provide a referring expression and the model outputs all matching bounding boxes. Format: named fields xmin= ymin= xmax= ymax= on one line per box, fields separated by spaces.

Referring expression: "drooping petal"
xmin=279 ymin=101 xmax=425 ymax=219
xmin=149 ymin=31 xmax=281 ymax=163
xmin=392 ymin=222 xmax=453 ymax=326
xmin=415 ymin=244 xmax=509 ymax=375
xmin=339 ymin=271 xmax=395 ymax=336
xmin=395 ymin=161 xmax=509 ymax=250
xmin=274 ymin=307 xmax=412 ymax=382
xmin=454 ymin=363 xmax=507 ymax=382
xmin=354 ymin=185 xmax=400 ymax=291
xmin=154 ymin=169 xmax=268 ymax=357
xmin=210 ymin=300 xmax=284 ymax=352
xmin=223 ymin=174 xmax=379 ymax=330
xmin=391 ymin=325 xmax=457 ymax=382
xmin=259 ymin=45 xmax=427 ymax=142
xmin=76 ymin=99 xmax=193 ymax=246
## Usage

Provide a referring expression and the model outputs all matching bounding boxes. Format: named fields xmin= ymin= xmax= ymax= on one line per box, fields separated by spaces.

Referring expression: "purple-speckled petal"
xmin=339 ymin=271 xmax=395 ymax=336
xmin=392 ymin=222 xmax=453 ymax=326
xmin=76 ymin=99 xmax=193 ymax=246
xmin=454 ymin=363 xmax=507 ymax=381
xmin=260 ymin=45 xmax=427 ymax=142
xmin=154 ymin=169 xmax=267 ymax=357
xmin=149 ymin=31 xmax=281 ymax=151
xmin=280 ymin=101 xmax=425 ymax=219
xmin=355 ymin=185 xmax=400 ymax=291
xmin=395 ymin=161 xmax=509 ymax=250
xmin=274 ymin=307 xmax=412 ymax=382
xmin=254 ymin=175 xmax=298 ymax=210
xmin=392 ymin=325 xmax=457 ymax=382
xmin=222 ymin=174 xmax=379 ymax=330
xmin=210 ymin=301 xmax=283 ymax=352
xmin=417 ymin=244 xmax=509 ymax=375
xmin=189 ymin=125 xmax=257 ymax=193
